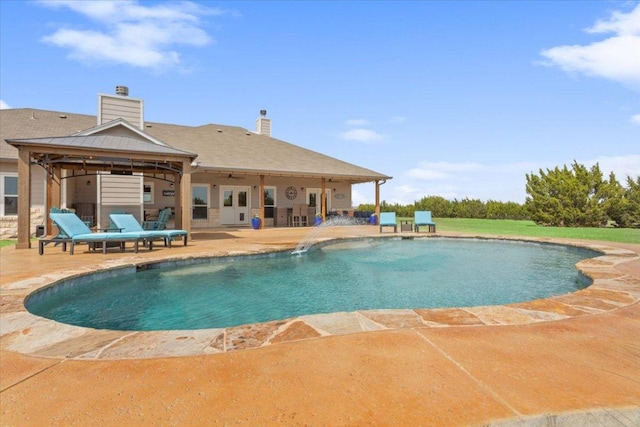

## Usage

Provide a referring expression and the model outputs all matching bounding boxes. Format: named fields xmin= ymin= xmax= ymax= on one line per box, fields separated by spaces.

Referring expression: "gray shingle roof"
xmin=1 ymin=108 xmax=391 ymax=183
xmin=6 ymin=135 xmax=195 ymax=158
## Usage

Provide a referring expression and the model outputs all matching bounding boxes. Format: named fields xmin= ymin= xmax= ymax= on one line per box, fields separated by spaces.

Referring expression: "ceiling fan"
xmin=226 ymin=173 xmax=245 ymax=180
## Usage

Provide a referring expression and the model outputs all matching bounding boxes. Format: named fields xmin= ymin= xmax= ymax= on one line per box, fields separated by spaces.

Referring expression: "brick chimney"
xmin=256 ymin=109 xmax=271 ymax=136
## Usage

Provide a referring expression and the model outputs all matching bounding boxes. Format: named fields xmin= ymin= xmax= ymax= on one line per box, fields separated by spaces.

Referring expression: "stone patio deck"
xmin=1 ymin=226 xmax=639 ymax=426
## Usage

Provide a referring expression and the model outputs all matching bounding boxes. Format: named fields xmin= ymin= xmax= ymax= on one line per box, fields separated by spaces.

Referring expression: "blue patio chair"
xmin=142 ymin=207 xmax=172 ymax=230
xmin=108 ymin=210 xmax=127 ymax=230
xmin=49 ymin=206 xmax=73 ymax=238
xmin=110 ymin=213 xmax=188 ymax=247
xmin=40 ymin=207 xmax=76 ymax=253
xmin=414 ymin=210 xmax=436 ymax=233
xmin=379 ymin=212 xmax=397 ymax=233
xmin=41 ymin=212 xmax=153 ymax=255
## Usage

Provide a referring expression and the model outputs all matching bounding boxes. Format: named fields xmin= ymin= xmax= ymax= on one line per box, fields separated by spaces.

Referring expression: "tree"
xmin=452 ymin=198 xmax=486 ymax=219
xmin=486 ymin=200 xmax=527 ymax=220
xmin=414 ymin=196 xmax=453 ymax=218
xmin=625 ymin=176 xmax=640 ymax=228
xmin=525 ymin=161 xmax=608 ymax=227
xmin=605 ymin=175 xmax=640 ymax=228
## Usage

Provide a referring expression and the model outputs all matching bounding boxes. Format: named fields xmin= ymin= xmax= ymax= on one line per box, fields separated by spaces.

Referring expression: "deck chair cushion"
xmin=379 ymin=212 xmax=397 ymax=233
xmin=110 ymin=213 xmax=188 ymax=247
xmin=414 ymin=211 xmax=436 ymax=232
xmin=47 ymin=212 xmax=153 ymax=255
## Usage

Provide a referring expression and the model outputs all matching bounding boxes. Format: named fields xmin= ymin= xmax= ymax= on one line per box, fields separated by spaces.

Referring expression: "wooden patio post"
xmin=174 ymin=173 xmax=182 ymax=230
xmin=375 ymin=180 xmax=380 ymax=217
xmin=46 ymin=166 xmax=61 ymax=236
xmin=321 ymin=178 xmax=326 ymax=219
xmin=179 ymin=160 xmax=191 ymax=234
xmin=16 ymin=148 xmax=31 ymax=249
xmin=259 ymin=174 xmax=265 ymax=229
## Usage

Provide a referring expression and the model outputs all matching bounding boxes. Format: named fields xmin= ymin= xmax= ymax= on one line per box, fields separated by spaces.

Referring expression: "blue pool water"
xmin=26 ymin=238 xmax=598 ymax=331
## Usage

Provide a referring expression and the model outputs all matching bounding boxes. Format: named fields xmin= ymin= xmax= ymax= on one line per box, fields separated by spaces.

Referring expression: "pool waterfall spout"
xmin=291 ymin=222 xmax=329 ymax=255
xmin=291 ymin=216 xmax=361 ymax=255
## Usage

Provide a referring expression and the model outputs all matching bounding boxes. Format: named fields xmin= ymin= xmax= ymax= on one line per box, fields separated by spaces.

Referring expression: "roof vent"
xmin=115 ymin=86 xmax=129 ymax=96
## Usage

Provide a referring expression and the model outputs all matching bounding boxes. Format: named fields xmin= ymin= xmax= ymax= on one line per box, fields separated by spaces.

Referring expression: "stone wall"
xmin=191 ymin=208 xmax=220 ymax=228
xmin=0 ymin=209 xmax=45 ymax=239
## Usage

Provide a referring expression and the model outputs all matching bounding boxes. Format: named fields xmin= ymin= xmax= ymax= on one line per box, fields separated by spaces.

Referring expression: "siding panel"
xmin=99 ymin=95 xmax=143 ymax=128
xmin=100 ymin=174 xmax=142 ymax=205
xmin=98 ymin=174 xmax=142 ymax=228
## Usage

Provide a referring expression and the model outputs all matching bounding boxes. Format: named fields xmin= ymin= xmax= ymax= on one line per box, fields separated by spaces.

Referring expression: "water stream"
xmin=291 ymin=216 xmax=363 ymax=255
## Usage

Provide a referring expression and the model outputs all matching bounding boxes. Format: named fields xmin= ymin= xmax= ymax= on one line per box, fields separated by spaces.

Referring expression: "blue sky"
xmin=1 ymin=0 xmax=638 ymax=206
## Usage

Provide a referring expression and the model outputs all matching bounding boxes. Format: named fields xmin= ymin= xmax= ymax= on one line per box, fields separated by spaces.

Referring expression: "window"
xmin=238 ymin=190 xmax=247 ymax=207
xmin=223 ymin=189 xmax=233 ymax=207
xmin=309 ymin=192 xmax=317 ymax=208
xmin=2 ymin=175 xmax=18 ymax=216
xmin=192 ymin=184 xmax=209 ymax=219
xmin=143 ymin=183 xmax=154 ymax=204
xmin=263 ymin=187 xmax=275 ymax=219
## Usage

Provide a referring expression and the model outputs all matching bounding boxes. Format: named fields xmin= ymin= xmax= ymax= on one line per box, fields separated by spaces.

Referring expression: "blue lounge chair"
xmin=414 ymin=210 xmax=436 ymax=233
xmin=40 ymin=207 xmax=75 ymax=252
xmin=41 ymin=212 xmax=153 ymax=255
xmin=379 ymin=212 xmax=397 ymax=233
xmin=110 ymin=213 xmax=188 ymax=247
xmin=142 ymin=207 xmax=172 ymax=230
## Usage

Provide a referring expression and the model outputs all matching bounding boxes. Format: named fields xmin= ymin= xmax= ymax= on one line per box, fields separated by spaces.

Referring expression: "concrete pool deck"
xmin=1 ymin=226 xmax=639 ymax=426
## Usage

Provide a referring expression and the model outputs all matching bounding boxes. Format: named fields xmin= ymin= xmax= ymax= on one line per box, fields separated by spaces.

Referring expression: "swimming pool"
xmin=26 ymin=237 xmax=599 ymax=331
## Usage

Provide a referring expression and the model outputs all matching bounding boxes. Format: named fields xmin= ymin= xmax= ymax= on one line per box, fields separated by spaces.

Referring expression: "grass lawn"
xmin=401 ymin=217 xmax=640 ymax=244
xmin=0 ymin=238 xmax=38 ymax=249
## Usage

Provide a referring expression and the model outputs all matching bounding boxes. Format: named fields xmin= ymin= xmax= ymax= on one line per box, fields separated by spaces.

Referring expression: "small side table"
xmin=400 ymin=219 xmax=413 ymax=232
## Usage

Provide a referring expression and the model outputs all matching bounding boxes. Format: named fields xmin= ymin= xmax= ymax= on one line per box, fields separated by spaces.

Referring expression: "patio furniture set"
xmin=39 ymin=208 xmax=187 ymax=255
xmin=379 ymin=211 xmax=437 ymax=233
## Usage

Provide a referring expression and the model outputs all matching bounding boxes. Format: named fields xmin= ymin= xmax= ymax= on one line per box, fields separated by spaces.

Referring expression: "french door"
xmin=306 ymin=188 xmax=331 ymax=215
xmin=220 ymin=186 xmax=250 ymax=225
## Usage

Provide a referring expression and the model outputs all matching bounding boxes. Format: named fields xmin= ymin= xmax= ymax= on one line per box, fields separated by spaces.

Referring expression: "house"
xmin=1 ymin=87 xmax=391 ymax=247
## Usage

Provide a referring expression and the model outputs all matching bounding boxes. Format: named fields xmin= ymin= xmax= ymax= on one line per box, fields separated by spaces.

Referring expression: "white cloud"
xmin=398 ymin=160 xmax=546 ymax=204
xmin=351 ymin=186 xmax=368 ymax=207
xmin=40 ymin=0 xmax=223 ymax=22
xmin=539 ymin=4 xmax=640 ymax=89
xmin=340 ymin=128 xmax=383 ymax=142
xmin=351 ymin=160 xmax=539 ymax=205
xmin=580 ymin=154 xmax=640 ymax=181
xmin=406 ymin=168 xmax=451 ymax=180
xmin=0 ymin=100 xmax=11 ymax=109
xmin=630 ymin=113 xmax=640 ymax=125
xmin=38 ymin=0 xmax=221 ymax=69
xmin=407 ymin=161 xmax=484 ymax=181
xmin=586 ymin=4 xmax=640 ymax=35
xmin=357 ymin=156 xmax=640 ymax=206
xmin=388 ymin=116 xmax=406 ymax=124
xmin=345 ymin=119 xmax=368 ymax=126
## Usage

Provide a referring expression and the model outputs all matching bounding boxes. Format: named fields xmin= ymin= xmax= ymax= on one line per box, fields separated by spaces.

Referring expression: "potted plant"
xmin=251 ymin=215 xmax=261 ymax=230
xmin=314 ymin=213 xmax=322 ymax=226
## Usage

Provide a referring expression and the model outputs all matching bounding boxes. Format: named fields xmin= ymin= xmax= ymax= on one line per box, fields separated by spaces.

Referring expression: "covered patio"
xmin=5 ymin=135 xmax=197 ymax=249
